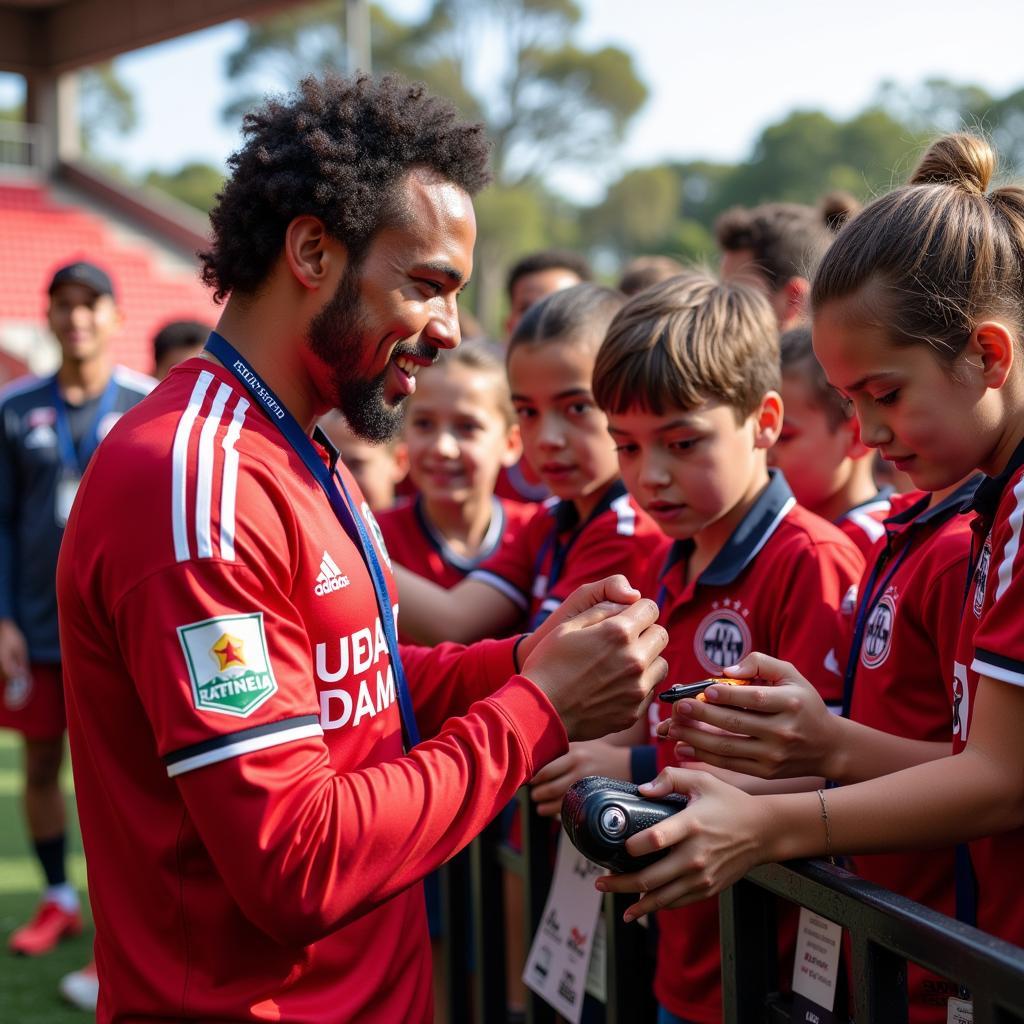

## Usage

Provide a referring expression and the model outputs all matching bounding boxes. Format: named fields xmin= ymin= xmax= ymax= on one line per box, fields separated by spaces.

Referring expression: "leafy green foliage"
xmin=144 ymin=162 xmax=225 ymax=213
xmin=80 ymin=62 xmax=137 ymax=153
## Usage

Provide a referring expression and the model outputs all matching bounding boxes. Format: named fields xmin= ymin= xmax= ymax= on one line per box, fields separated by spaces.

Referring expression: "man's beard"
xmin=307 ymin=266 xmax=405 ymax=444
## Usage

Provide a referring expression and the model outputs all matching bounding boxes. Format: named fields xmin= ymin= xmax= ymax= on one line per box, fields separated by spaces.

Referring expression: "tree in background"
xmin=79 ymin=62 xmax=137 ymax=154
xmin=220 ymin=0 xmax=647 ymax=331
xmin=144 ymin=162 xmax=225 ymax=213
xmin=583 ymin=102 xmax=924 ymax=269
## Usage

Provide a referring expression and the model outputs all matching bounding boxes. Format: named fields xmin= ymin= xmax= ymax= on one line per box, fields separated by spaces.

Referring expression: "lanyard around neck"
xmin=204 ymin=332 xmax=420 ymax=750
xmin=49 ymin=374 xmax=119 ymax=475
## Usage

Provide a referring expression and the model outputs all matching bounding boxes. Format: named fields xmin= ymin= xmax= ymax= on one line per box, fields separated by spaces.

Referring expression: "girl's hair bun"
xmin=910 ymin=133 xmax=995 ymax=195
xmin=820 ymin=190 xmax=861 ymax=232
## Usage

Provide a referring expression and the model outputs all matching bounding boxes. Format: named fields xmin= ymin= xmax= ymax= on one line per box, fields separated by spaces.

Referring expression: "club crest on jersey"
xmin=861 ymin=591 xmax=897 ymax=669
xmin=177 ymin=612 xmax=277 ymax=717
xmin=694 ymin=601 xmax=751 ymax=673
xmin=972 ymin=538 xmax=991 ymax=618
xmin=314 ymin=550 xmax=350 ymax=597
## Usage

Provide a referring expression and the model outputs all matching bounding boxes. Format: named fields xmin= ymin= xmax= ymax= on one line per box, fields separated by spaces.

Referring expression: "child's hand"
xmin=530 ymin=740 xmax=631 ymax=817
xmin=595 ymin=767 xmax=771 ymax=918
xmin=658 ymin=652 xmax=842 ymax=780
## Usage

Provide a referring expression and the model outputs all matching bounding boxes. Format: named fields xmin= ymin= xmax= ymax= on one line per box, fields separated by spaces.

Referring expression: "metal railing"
xmin=443 ymin=788 xmax=1024 ymax=1023
xmin=722 ymin=858 xmax=1024 ymax=1024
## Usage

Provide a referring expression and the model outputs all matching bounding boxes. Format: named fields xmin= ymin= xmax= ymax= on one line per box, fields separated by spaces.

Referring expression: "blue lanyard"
xmin=49 ymin=374 xmax=120 ymax=475
xmin=204 ymin=332 xmax=420 ymax=750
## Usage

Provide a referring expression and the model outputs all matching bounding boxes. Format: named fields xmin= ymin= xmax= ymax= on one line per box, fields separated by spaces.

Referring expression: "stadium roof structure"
xmin=0 ymin=0 xmax=295 ymax=75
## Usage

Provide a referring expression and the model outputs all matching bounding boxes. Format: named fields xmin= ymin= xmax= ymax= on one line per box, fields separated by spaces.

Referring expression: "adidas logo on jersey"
xmin=315 ymin=552 xmax=350 ymax=596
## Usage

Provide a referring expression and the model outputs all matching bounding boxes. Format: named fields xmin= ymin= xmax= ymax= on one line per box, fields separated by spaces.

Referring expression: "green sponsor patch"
xmin=177 ymin=613 xmax=277 ymax=717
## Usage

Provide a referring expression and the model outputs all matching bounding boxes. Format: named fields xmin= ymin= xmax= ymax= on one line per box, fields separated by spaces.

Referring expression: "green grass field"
xmin=0 ymin=730 xmax=94 ymax=1022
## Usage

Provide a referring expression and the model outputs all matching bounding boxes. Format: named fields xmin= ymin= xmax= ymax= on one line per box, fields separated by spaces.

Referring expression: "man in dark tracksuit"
xmin=0 ymin=262 xmax=152 ymax=981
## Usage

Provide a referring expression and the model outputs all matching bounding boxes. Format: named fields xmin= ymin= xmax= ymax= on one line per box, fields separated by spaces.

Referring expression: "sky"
xmin=3 ymin=0 xmax=1024 ymax=203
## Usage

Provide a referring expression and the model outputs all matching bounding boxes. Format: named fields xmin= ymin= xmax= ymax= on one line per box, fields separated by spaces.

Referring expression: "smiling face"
xmin=507 ymin=338 xmax=619 ymax=516
xmin=47 ymin=283 xmax=121 ymax=365
xmin=306 ymin=169 xmax=477 ymax=442
xmin=404 ymin=361 xmax=520 ymax=507
xmin=812 ymin=294 xmax=999 ymax=490
xmin=608 ymin=398 xmax=779 ymax=543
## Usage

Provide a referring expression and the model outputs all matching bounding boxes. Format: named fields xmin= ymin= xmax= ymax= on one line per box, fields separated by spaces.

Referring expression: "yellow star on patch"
xmin=211 ymin=633 xmax=246 ymax=671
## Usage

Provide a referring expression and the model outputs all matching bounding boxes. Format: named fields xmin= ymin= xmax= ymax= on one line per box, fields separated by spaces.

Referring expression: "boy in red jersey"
xmin=395 ymin=283 xmax=669 ymax=645
xmin=577 ymin=272 xmax=863 ymax=1024
xmin=55 ymin=74 xmax=669 ymax=1024
xmin=378 ymin=342 xmax=530 ymax=614
xmin=769 ymin=326 xmax=892 ymax=559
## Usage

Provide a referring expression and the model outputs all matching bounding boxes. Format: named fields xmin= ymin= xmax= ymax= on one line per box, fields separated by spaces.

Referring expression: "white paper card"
xmin=792 ymin=906 xmax=842 ymax=1012
xmin=523 ymin=833 xmax=604 ymax=1023
xmin=584 ymin=914 xmax=607 ymax=1003
xmin=947 ymin=997 xmax=973 ymax=1024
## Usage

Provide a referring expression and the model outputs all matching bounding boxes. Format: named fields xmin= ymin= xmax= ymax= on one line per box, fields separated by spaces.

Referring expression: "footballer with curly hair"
xmin=55 ymin=73 xmax=667 ymax=1021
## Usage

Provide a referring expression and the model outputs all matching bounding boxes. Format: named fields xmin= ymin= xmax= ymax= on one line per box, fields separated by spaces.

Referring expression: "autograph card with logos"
xmin=523 ymin=833 xmax=604 ymax=1023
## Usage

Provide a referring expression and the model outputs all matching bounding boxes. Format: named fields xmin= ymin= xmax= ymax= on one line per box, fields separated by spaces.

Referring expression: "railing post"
xmin=720 ymin=877 xmax=779 ymax=1023
xmin=520 ymin=787 xmax=557 ymax=1024
xmin=848 ymin=934 xmax=908 ymax=1023
xmin=471 ymin=815 xmax=508 ymax=1023
xmin=603 ymin=894 xmax=657 ymax=1023
xmin=441 ymin=854 xmax=472 ymax=1024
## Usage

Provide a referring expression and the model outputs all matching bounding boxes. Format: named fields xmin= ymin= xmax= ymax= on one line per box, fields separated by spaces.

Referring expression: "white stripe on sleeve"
xmin=219 ymin=395 xmax=249 ymax=562
xmin=994 ymin=474 xmax=1024 ymax=603
xmin=195 ymin=383 xmax=233 ymax=559
xmin=172 ymin=372 xmax=214 ymax=563
xmin=166 ymin=723 xmax=323 ymax=777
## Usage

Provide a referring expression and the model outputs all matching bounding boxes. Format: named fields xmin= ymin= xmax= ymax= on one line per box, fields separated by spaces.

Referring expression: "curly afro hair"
xmin=199 ymin=73 xmax=492 ymax=303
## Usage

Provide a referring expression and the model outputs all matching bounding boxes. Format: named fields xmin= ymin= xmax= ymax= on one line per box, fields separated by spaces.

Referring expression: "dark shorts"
xmin=0 ymin=662 xmax=65 ymax=740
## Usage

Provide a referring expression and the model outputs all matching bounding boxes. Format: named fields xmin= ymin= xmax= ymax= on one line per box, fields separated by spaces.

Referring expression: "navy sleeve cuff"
xmin=630 ymin=745 xmax=657 ymax=784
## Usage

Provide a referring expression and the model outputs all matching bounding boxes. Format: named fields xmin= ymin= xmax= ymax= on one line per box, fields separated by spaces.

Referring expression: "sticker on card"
xmin=791 ymin=906 xmax=842 ymax=1024
xmin=948 ymin=996 xmax=973 ymax=1024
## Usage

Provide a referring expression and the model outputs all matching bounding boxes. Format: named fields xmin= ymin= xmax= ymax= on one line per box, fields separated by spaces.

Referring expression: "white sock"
xmin=45 ymin=883 xmax=79 ymax=913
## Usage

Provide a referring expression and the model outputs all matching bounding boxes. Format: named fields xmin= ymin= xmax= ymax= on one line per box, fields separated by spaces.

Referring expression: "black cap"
xmin=47 ymin=261 xmax=115 ymax=299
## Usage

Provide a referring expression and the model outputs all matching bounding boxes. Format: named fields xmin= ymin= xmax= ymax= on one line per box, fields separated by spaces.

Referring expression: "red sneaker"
xmin=8 ymin=900 xmax=83 ymax=956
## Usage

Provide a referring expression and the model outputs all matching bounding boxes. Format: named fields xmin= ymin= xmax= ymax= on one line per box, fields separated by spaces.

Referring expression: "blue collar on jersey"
xmin=203 ymin=331 xmax=420 ymax=750
xmin=883 ymin=475 xmax=982 ymax=533
xmin=527 ymin=479 xmax=630 ymax=630
xmin=657 ymin=469 xmax=796 ymax=602
xmin=549 ymin=478 xmax=630 ymax=537
xmin=964 ymin=434 xmax=1024 ymax=520
xmin=839 ymin=484 xmax=894 ymax=520
xmin=413 ymin=494 xmax=507 ymax=574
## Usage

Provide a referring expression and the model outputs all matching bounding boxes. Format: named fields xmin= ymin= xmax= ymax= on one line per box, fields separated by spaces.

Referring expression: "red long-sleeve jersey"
xmin=57 ymin=358 xmax=567 ymax=1023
